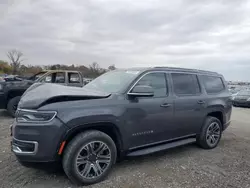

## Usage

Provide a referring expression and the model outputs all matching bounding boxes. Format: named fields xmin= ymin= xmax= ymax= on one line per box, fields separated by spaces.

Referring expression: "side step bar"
xmin=127 ymin=138 xmax=196 ymax=157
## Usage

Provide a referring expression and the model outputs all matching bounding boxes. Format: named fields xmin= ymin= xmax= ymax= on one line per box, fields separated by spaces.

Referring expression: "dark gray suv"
xmin=11 ymin=67 xmax=232 ymax=185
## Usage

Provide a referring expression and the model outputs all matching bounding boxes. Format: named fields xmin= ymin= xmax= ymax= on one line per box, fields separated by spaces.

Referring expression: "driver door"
xmin=126 ymin=72 xmax=175 ymax=149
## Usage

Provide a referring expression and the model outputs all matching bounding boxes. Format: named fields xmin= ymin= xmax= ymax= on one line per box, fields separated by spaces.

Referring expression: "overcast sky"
xmin=0 ymin=0 xmax=250 ymax=81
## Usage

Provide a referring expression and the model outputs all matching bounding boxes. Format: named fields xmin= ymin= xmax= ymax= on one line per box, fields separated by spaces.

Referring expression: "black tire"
xmin=62 ymin=130 xmax=117 ymax=185
xmin=7 ymin=96 xmax=21 ymax=117
xmin=197 ymin=116 xmax=222 ymax=149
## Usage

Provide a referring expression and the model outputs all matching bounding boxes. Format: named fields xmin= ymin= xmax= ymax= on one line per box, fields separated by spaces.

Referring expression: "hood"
xmin=18 ymin=83 xmax=111 ymax=109
xmin=4 ymin=79 xmax=33 ymax=88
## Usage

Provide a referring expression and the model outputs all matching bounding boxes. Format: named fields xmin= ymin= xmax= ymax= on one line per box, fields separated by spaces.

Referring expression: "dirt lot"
xmin=0 ymin=108 xmax=250 ymax=188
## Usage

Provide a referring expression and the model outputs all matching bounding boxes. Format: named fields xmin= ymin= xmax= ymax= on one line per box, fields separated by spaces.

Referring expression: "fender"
xmin=56 ymin=120 xmax=125 ymax=158
xmin=1 ymin=87 xmax=26 ymax=108
xmin=206 ymin=104 xmax=225 ymax=113
xmin=6 ymin=88 xmax=27 ymax=100
xmin=65 ymin=121 xmax=123 ymax=147
xmin=199 ymin=104 xmax=228 ymax=132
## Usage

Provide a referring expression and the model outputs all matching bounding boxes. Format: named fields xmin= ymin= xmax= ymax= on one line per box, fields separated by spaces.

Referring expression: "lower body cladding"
xmin=223 ymin=121 xmax=231 ymax=131
xmin=11 ymin=118 xmax=69 ymax=162
xmin=233 ymin=101 xmax=250 ymax=107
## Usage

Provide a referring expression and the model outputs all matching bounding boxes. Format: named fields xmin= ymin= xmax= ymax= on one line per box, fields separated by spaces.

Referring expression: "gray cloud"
xmin=0 ymin=0 xmax=250 ymax=81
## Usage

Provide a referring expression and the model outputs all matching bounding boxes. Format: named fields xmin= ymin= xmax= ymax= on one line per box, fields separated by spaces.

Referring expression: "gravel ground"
xmin=0 ymin=108 xmax=250 ymax=188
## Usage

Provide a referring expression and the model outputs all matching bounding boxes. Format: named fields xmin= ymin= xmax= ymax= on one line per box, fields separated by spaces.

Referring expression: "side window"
xmin=201 ymin=75 xmax=225 ymax=94
xmin=54 ymin=72 xmax=65 ymax=83
xmin=41 ymin=74 xmax=52 ymax=83
xmin=40 ymin=72 xmax=65 ymax=83
xmin=31 ymin=72 xmax=46 ymax=81
xmin=68 ymin=73 xmax=80 ymax=83
xmin=132 ymin=72 xmax=167 ymax=97
xmin=172 ymin=73 xmax=201 ymax=95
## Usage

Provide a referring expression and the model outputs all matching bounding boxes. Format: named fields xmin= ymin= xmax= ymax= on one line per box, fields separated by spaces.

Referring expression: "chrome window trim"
xmin=127 ymin=71 xmax=168 ymax=95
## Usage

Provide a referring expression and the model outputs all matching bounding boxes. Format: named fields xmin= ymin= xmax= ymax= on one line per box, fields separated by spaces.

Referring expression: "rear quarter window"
xmin=201 ymin=75 xmax=225 ymax=94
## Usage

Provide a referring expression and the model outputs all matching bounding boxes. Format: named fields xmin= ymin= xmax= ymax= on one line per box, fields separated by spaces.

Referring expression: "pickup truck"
xmin=0 ymin=70 xmax=84 ymax=117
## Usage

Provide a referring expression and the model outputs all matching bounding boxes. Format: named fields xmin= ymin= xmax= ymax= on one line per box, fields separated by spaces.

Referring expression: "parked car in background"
xmin=0 ymin=76 xmax=5 ymax=82
xmin=229 ymin=89 xmax=239 ymax=97
xmin=83 ymin=77 xmax=93 ymax=85
xmin=0 ymin=74 xmax=8 ymax=82
xmin=4 ymin=75 xmax=23 ymax=82
xmin=232 ymin=90 xmax=250 ymax=107
xmin=11 ymin=67 xmax=232 ymax=185
xmin=0 ymin=70 xmax=84 ymax=117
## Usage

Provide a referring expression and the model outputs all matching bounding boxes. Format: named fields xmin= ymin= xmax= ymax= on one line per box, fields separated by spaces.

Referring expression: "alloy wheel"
xmin=13 ymin=104 xmax=17 ymax=111
xmin=206 ymin=122 xmax=221 ymax=147
xmin=75 ymin=141 xmax=111 ymax=179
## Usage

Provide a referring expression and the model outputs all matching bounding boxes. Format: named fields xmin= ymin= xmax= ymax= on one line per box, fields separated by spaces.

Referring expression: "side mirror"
xmin=128 ymin=85 xmax=154 ymax=97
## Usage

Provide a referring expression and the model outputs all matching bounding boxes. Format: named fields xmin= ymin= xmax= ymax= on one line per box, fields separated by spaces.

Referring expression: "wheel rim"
xmin=75 ymin=141 xmax=111 ymax=179
xmin=13 ymin=104 xmax=17 ymax=111
xmin=206 ymin=122 xmax=221 ymax=147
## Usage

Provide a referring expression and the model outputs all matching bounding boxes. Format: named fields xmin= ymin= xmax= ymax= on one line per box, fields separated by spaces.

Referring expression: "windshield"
xmin=84 ymin=70 xmax=141 ymax=93
xmin=238 ymin=90 xmax=250 ymax=96
xmin=29 ymin=71 xmax=47 ymax=81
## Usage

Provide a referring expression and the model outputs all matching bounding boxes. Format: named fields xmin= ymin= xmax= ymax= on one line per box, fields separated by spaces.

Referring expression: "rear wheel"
xmin=62 ymin=130 xmax=117 ymax=185
xmin=7 ymin=96 xmax=21 ymax=117
xmin=197 ymin=116 xmax=222 ymax=149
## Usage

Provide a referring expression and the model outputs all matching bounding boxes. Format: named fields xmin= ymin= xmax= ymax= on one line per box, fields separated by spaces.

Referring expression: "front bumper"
xmin=12 ymin=138 xmax=38 ymax=155
xmin=11 ymin=117 xmax=69 ymax=162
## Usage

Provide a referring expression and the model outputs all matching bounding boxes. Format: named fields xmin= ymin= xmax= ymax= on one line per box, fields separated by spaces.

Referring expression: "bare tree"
xmin=108 ymin=64 xmax=116 ymax=71
xmin=7 ymin=49 xmax=24 ymax=74
xmin=88 ymin=62 xmax=100 ymax=77
xmin=89 ymin=62 xmax=100 ymax=71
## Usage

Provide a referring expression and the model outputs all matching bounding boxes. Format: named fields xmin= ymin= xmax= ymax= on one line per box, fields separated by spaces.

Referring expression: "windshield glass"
xmin=238 ymin=90 xmax=250 ymax=95
xmin=84 ymin=70 xmax=141 ymax=93
xmin=29 ymin=71 xmax=47 ymax=81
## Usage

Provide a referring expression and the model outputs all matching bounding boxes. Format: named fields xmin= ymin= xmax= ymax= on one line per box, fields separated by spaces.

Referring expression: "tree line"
xmin=0 ymin=50 xmax=116 ymax=78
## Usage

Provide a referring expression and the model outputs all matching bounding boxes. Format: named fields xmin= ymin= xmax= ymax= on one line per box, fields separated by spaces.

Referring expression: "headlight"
xmin=16 ymin=109 xmax=57 ymax=123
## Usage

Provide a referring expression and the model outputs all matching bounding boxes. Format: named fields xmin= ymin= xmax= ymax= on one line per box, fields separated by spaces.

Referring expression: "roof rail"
xmin=153 ymin=66 xmax=218 ymax=75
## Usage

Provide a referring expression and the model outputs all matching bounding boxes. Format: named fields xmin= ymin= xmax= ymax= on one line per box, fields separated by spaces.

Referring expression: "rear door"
xmin=171 ymin=73 xmax=206 ymax=137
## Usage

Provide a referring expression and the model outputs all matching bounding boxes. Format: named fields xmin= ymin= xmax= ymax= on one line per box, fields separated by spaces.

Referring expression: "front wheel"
xmin=7 ymin=96 xmax=21 ymax=117
xmin=197 ymin=116 xmax=222 ymax=149
xmin=62 ymin=130 xmax=117 ymax=185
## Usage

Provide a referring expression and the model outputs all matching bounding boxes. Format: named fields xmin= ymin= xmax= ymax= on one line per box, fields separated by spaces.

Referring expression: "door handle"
xmin=197 ymin=100 xmax=205 ymax=104
xmin=160 ymin=103 xmax=171 ymax=108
